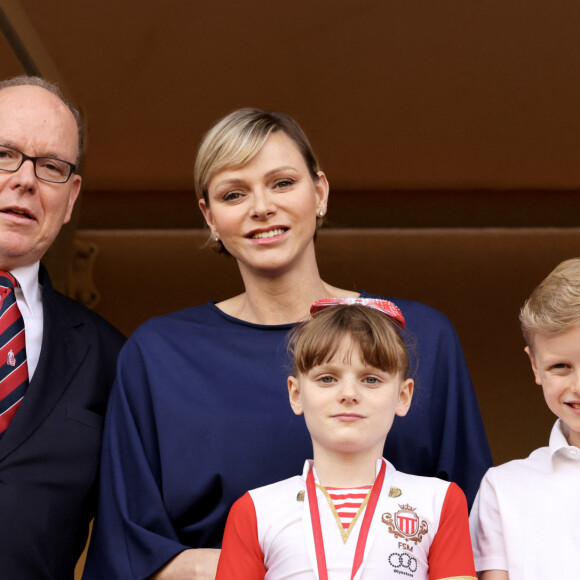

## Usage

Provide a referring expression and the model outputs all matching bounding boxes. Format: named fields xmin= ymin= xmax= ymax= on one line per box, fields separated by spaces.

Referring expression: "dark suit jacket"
xmin=0 ymin=267 xmax=125 ymax=579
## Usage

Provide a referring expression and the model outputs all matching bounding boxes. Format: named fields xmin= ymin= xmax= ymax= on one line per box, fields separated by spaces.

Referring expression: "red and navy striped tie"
xmin=0 ymin=271 xmax=29 ymax=438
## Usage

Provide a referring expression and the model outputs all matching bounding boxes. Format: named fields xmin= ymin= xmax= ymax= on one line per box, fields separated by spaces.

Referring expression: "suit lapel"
xmin=0 ymin=269 xmax=89 ymax=462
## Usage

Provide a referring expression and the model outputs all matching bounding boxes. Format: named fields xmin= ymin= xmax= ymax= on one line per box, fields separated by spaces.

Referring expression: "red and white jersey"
xmin=217 ymin=459 xmax=476 ymax=580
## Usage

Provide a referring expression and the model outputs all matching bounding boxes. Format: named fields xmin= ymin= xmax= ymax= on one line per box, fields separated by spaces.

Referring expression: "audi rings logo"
xmin=388 ymin=552 xmax=418 ymax=576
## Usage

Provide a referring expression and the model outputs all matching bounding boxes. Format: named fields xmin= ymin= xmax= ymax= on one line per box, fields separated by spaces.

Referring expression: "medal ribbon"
xmin=306 ymin=460 xmax=387 ymax=580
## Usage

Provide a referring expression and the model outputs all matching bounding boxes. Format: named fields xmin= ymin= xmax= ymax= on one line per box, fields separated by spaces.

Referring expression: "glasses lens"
xmin=0 ymin=146 xmax=21 ymax=171
xmin=36 ymin=158 xmax=72 ymax=183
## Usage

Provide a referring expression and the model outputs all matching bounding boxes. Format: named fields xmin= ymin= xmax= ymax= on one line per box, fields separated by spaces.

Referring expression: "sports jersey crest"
xmin=382 ymin=504 xmax=428 ymax=545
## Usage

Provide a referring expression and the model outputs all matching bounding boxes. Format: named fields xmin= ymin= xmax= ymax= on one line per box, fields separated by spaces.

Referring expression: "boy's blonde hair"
xmin=520 ymin=258 xmax=580 ymax=345
xmin=289 ymin=304 xmax=410 ymax=378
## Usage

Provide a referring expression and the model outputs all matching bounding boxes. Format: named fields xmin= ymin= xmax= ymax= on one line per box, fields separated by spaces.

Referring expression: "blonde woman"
xmin=85 ymin=109 xmax=491 ymax=580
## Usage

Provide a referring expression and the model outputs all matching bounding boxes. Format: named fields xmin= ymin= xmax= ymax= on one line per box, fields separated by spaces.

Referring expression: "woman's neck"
xmin=218 ymin=256 xmax=359 ymax=325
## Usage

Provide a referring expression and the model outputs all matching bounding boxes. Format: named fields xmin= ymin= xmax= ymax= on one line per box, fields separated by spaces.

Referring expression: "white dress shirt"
xmin=10 ymin=263 xmax=43 ymax=379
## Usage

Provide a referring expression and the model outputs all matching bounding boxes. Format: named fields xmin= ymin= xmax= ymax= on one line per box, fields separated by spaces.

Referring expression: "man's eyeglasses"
xmin=0 ymin=144 xmax=76 ymax=184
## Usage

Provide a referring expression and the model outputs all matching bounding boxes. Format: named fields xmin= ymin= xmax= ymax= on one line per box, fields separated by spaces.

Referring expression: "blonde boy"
xmin=470 ymin=258 xmax=580 ymax=579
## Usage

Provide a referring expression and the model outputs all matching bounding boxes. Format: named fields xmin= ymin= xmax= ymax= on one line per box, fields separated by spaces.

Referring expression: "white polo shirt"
xmin=469 ymin=419 xmax=580 ymax=579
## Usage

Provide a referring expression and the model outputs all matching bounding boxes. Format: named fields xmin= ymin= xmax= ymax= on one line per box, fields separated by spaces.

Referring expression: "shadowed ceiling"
xmin=1 ymin=0 xmax=579 ymax=196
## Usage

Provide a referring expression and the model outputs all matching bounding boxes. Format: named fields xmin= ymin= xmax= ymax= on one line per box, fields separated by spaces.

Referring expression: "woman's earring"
xmin=212 ymin=234 xmax=220 ymax=242
xmin=318 ymin=210 xmax=325 ymax=217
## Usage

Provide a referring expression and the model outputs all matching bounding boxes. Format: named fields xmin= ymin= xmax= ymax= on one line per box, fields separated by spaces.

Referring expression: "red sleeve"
xmin=428 ymin=483 xmax=477 ymax=580
xmin=216 ymin=492 xmax=267 ymax=580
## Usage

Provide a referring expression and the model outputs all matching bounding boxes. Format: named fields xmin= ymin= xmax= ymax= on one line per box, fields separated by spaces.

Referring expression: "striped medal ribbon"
xmin=306 ymin=460 xmax=386 ymax=580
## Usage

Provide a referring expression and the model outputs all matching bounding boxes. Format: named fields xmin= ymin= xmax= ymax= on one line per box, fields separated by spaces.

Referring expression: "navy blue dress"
xmin=84 ymin=292 xmax=491 ymax=579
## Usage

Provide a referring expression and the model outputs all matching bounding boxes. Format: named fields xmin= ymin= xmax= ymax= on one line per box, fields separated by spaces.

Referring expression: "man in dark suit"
xmin=0 ymin=76 xmax=125 ymax=578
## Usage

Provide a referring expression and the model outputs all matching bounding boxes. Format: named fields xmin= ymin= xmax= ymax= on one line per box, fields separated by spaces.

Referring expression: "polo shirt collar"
xmin=549 ymin=419 xmax=580 ymax=460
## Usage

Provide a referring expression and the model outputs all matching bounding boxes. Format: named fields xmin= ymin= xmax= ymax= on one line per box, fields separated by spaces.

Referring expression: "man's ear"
xmin=288 ymin=376 xmax=303 ymax=416
xmin=525 ymin=346 xmax=542 ymax=386
xmin=63 ymin=174 xmax=82 ymax=223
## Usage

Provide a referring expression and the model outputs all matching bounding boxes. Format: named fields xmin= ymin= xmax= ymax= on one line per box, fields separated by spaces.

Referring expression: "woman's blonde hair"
xmin=520 ymin=258 xmax=580 ymax=345
xmin=289 ymin=304 xmax=410 ymax=379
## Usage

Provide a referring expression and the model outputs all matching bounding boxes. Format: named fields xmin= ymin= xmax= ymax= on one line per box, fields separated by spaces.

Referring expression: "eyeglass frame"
xmin=0 ymin=144 xmax=77 ymax=184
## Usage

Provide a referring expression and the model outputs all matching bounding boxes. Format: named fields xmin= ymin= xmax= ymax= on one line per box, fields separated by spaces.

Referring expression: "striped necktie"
xmin=0 ymin=271 xmax=29 ymax=438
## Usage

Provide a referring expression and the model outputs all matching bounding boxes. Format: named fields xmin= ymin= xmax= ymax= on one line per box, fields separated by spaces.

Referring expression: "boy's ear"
xmin=288 ymin=376 xmax=304 ymax=416
xmin=525 ymin=346 xmax=542 ymax=386
xmin=395 ymin=378 xmax=414 ymax=417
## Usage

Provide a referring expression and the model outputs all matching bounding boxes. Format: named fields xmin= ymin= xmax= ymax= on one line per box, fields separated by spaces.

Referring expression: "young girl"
xmin=216 ymin=297 xmax=476 ymax=579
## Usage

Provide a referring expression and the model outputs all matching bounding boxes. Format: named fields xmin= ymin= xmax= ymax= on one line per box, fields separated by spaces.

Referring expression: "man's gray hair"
xmin=0 ymin=75 xmax=84 ymax=165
